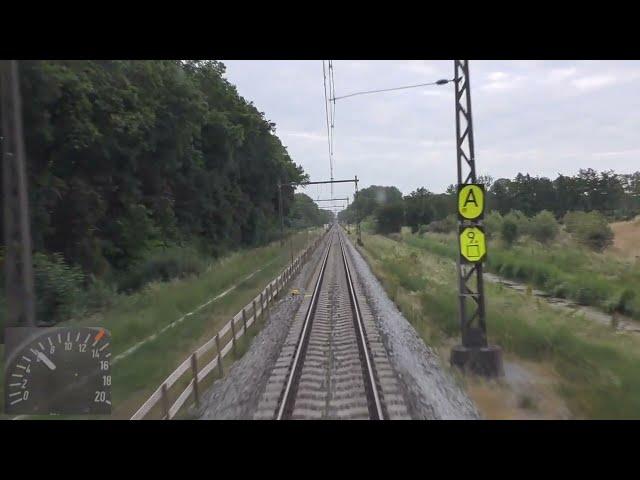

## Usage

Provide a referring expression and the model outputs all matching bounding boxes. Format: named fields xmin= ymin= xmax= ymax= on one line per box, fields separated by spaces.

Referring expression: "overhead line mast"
xmin=323 ymin=60 xmax=337 ymax=199
xmin=1 ymin=60 xmax=36 ymax=327
xmin=450 ymin=60 xmax=502 ymax=377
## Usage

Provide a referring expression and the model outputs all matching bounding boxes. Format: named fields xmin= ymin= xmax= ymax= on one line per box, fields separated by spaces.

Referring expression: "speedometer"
xmin=4 ymin=326 xmax=111 ymax=415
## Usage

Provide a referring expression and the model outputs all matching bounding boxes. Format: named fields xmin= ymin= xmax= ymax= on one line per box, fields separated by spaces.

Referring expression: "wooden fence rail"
xmin=130 ymin=231 xmax=325 ymax=420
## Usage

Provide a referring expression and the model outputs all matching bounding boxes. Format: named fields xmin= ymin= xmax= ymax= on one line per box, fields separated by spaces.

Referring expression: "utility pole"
xmin=277 ymin=179 xmax=285 ymax=246
xmin=1 ymin=60 xmax=36 ymax=327
xmin=450 ymin=60 xmax=502 ymax=377
xmin=355 ymin=175 xmax=362 ymax=245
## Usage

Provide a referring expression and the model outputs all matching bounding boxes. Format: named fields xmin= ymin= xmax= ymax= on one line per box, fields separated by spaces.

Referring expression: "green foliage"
xmin=362 ymin=233 xmax=640 ymax=419
xmin=338 ymin=185 xmax=402 ymax=224
xmin=484 ymin=210 xmax=503 ymax=238
xmin=563 ymin=210 xmax=584 ymax=233
xmin=569 ymin=211 xmax=614 ymax=252
xmin=17 ymin=60 xmax=307 ymax=282
xmin=425 ymin=214 xmax=457 ymax=234
xmin=374 ymin=202 xmax=405 ymax=234
xmin=404 ymin=187 xmax=435 ymax=233
xmin=117 ymin=245 xmax=209 ymax=293
xmin=33 ymin=253 xmax=85 ymax=324
xmin=82 ymin=276 xmax=119 ymax=312
xmin=404 ymin=231 xmax=640 ymax=320
xmin=287 ymin=193 xmax=333 ymax=229
xmin=488 ymin=169 xmax=640 ymax=219
xmin=501 ymin=216 xmax=519 ymax=246
xmin=528 ymin=210 xmax=560 ymax=245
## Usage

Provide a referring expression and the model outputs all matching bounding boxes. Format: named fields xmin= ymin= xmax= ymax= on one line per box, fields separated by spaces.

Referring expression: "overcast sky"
xmin=222 ymin=60 xmax=640 ymax=204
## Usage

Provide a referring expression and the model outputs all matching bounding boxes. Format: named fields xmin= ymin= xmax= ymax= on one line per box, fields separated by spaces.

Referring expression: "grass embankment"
xmin=1 ymin=229 xmax=319 ymax=420
xmin=358 ymin=232 xmax=640 ymax=419
xmin=401 ymin=231 xmax=640 ymax=320
xmin=610 ymin=216 xmax=640 ymax=259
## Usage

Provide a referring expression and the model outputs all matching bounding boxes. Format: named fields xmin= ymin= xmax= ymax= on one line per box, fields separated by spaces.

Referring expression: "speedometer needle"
xmin=31 ymin=348 xmax=56 ymax=370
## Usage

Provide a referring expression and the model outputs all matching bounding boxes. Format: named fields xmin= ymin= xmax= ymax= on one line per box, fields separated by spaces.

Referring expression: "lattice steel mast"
xmin=450 ymin=60 xmax=502 ymax=376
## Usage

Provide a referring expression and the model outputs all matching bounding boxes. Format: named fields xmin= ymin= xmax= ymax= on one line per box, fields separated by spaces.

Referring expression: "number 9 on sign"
xmin=459 ymin=226 xmax=486 ymax=263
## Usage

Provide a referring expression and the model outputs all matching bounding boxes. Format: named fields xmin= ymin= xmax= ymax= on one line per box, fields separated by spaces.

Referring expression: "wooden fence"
xmin=130 ymin=232 xmax=324 ymax=420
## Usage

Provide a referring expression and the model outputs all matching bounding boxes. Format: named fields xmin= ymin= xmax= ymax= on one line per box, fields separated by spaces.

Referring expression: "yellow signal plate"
xmin=459 ymin=226 xmax=486 ymax=263
xmin=458 ymin=184 xmax=485 ymax=220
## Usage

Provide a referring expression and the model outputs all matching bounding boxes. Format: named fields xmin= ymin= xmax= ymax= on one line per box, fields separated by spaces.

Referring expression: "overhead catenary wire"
xmin=331 ymin=78 xmax=453 ymax=102
xmin=322 ymin=61 xmax=334 ymax=191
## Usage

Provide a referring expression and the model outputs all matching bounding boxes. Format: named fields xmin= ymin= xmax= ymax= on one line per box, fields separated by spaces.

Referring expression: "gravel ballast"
xmin=196 ymin=230 xmax=479 ymax=420
xmin=343 ymin=237 xmax=479 ymax=420
xmin=196 ymin=234 xmax=330 ymax=420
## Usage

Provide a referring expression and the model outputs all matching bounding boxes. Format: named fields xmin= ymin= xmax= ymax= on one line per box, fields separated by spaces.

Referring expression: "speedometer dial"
xmin=4 ymin=326 xmax=111 ymax=415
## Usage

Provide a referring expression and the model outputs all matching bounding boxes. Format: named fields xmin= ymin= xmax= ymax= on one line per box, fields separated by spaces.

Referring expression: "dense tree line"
xmin=338 ymin=186 xmax=402 ymax=224
xmin=287 ymin=193 xmax=334 ymax=229
xmin=1 ymin=60 xmax=309 ymax=279
xmin=339 ymin=169 xmax=640 ymax=235
xmin=487 ymin=169 xmax=640 ymax=219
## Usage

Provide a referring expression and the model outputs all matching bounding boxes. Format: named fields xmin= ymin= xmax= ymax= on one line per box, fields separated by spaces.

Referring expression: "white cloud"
xmin=572 ymin=74 xmax=617 ymax=91
xmin=480 ymin=71 xmax=525 ymax=92
xmin=488 ymin=71 xmax=508 ymax=81
xmin=547 ymin=67 xmax=578 ymax=82
xmin=281 ymin=130 xmax=326 ymax=142
xmin=592 ymin=148 xmax=640 ymax=157
xmin=222 ymin=60 xmax=640 ymax=194
xmin=400 ymin=60 xmax=438 ymax=76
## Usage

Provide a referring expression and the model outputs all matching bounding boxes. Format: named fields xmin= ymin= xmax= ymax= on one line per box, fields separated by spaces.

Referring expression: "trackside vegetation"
xmin=0 ymin=229 xmax=320 ymax=419
xmin=402 ymin=231 xmax=640 ymax=320
xmin=358 ymin=233 xmax=640 ymax=419
xmin=0 ymin=61 xmax=332 ymax=331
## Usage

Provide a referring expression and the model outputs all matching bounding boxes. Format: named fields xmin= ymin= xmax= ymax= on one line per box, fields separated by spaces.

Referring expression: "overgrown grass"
xmin=403 ymin=231 xmax=640 ymax=320
xmin=0 ymin=229 xmax=319 ymax=419
xmin=359 ymin=233 xmax=640 ymax=419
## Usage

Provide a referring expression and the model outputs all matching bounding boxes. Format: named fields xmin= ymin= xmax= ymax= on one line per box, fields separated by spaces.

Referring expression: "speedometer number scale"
xmin=4 ymin=327 xmax=111 ymax=415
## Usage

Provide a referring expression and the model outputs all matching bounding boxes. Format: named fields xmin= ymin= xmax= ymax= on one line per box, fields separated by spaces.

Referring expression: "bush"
xmin=33 ymin=252 xmax=85 ymax=324
xmin=484 ymin=211 xmax=503 ymax=238
xmin=118 ymin=245 xmax=208 ymax=293
xmin=563 ymin=211 xmax=585 ymax=233
xmin=426 ymin=214 xmax=457 ymax=234
xmin=571 ymin=211 xmax=614 ymax=252
xmin=374 ymin=202 xmax=405 ymax=234
xmin=507 ymin=210 xmax=530 ymax=236
xmin=529 ymin=210 xmax=560 ymax=245
xmin=83 ymin=276 xmax=119 ymax=312
xmin=501 ymin=216 xmax=519 ymax=246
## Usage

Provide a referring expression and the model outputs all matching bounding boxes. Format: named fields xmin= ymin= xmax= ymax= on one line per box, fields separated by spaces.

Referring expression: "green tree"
xmin=572 ymin=211 xmax=614 ymax=252
xmin=374 ymin=202 xmax=405 ymax=234
xmin=501 ymin=216 xmax=519 ymax=246
xmin=529 ymin=210 xmax=560 ymax=245
xmin=404 ymin=187 xmax=435 ymax=233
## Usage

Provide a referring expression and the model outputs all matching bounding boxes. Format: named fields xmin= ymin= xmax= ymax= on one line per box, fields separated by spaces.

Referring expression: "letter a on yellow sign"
xmin=459 ymin=226 xmax=486 ymax=263
xmin=458 ymin=184 xmax=485 ymax=220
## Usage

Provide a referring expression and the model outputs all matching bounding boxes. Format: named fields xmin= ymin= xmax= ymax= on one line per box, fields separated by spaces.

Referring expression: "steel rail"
xmin=276 ymin=233 xmax=333 ymax=420
xmin=338 ymin=231 xmax=384 ymax=420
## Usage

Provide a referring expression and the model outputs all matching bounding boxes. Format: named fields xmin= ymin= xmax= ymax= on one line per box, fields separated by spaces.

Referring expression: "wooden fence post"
xmin=215 ymin=333 xmax=224 ymax=376
xmin=242 ymin=307 xmax=247 ymax=334
xmin=161 ymin=384 xmax=170 ymax=420
xmin=230 ymin=317 xmax=237 ymax=356
xmin=191 ymin=353 xmax=199 ymax=407
xmin=253 ymin=299 xmax=258 ymax=322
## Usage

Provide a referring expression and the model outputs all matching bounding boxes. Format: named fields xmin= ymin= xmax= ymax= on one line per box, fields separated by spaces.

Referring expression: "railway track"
xmin=254 ymin=225 xmax=410 ymax=420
